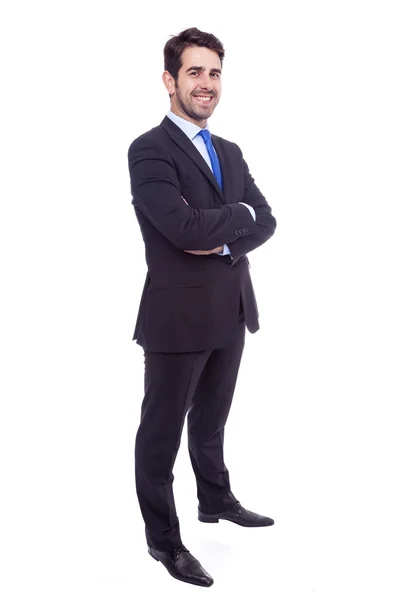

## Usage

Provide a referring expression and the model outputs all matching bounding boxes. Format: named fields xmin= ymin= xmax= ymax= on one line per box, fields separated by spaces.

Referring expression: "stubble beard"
xmin=174 ymin=85 xmax=217 ymax=124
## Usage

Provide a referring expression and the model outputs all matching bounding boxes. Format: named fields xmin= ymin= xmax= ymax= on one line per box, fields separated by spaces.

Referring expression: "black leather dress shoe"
xmin=198 ymin=501 xmax=274 ymax=527
xmin=148 ymin=543 xmax=214 ymax=587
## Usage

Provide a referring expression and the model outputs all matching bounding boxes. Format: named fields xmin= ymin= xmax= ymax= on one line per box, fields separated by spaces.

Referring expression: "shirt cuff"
xmin=217 ymin=243 xmax=231 ymax=256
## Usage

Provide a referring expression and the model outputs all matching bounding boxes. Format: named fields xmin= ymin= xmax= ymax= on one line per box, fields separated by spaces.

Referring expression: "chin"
xmin=193 ymin=105 xmax=213 ymax=116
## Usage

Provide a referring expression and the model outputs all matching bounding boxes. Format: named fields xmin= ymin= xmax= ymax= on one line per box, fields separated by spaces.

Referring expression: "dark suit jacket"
xmin=127 ymin=115 xmax=276 ymax=353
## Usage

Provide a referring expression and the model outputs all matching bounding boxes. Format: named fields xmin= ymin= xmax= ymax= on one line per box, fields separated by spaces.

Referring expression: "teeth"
xmin=195 ymin=96 xmax=212 ymax=101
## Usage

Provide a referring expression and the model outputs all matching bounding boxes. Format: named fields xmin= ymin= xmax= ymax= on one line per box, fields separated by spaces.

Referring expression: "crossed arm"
xmin=181 ymin=145 xmax=276 ymax=263
xmin=181 ymin=196 xmax=256 ymax=256
xmin=128 ymin=138 xmax=276 ymax=262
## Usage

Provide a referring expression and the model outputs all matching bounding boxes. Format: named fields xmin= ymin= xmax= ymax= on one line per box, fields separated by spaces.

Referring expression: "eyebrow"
xmin=185 ymin=66 xmax=222 ymax=75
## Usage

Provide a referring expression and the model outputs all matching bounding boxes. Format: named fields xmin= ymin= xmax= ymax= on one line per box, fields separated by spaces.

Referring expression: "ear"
xmin=162 ymin=71 xmax=175 ymax=95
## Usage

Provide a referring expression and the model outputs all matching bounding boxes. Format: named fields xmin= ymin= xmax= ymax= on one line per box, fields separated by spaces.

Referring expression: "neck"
xmin=169 ymin=107 xmax=207 ymax=128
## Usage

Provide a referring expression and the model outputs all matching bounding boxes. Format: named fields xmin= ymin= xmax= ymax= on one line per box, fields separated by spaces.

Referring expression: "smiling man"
xmin=128 ymin=27 xmax=277 ymax=587
xmin=165 ymin=48 xmax=221 ymax=124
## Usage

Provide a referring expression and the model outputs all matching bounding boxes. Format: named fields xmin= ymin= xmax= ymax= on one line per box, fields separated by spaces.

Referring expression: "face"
xmin=163 ymin=46 xmax=222 ymax=127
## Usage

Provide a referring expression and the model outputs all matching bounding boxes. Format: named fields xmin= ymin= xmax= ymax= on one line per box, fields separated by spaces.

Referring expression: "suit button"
xmin=234 ymin=229 xmax=239 ymax=235
xmin=243 ymin=228 xmax=248 ymax=233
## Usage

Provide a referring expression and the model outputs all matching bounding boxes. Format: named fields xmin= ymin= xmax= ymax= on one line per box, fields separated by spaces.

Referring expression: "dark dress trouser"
xmin=134 ymin=302 xmax=246 ymax=551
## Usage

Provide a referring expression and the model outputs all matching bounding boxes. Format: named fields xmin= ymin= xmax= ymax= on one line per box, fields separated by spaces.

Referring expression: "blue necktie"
xmin=198 ymin=129 xmax=223 ymax=191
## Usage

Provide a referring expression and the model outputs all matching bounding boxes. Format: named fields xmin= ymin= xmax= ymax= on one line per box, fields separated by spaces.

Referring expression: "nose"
xmin=198 ymin=73 xmax=214 ymax=92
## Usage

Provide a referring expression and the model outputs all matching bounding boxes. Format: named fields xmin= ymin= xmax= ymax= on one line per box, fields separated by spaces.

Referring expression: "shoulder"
xmin=127 ymin=125 xmax=171 ymax=160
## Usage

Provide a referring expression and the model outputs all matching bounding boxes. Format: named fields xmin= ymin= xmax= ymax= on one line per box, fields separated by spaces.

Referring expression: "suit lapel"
xmin=160 ymin=116 xmax=227 ymax=203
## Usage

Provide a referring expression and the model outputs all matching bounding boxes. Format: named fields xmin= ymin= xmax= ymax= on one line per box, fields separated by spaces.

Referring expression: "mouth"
xmin=193 ymin=95 xmax=214 ymax=106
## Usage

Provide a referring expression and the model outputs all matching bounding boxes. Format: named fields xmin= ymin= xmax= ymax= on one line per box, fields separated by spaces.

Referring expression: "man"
xmin=128 ymin=27 xmax=277 ymax=587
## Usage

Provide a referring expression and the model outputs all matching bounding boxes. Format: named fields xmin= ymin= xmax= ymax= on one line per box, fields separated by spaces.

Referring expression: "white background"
xmin=1 ymin=1 xmax=400 ymax=598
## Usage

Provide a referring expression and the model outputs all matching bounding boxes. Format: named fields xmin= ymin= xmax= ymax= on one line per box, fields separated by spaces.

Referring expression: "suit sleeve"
xmin=128 ymin=137 xmax=256 ymax=251
xmin=226 ymin=147 xmax=277 ymax=266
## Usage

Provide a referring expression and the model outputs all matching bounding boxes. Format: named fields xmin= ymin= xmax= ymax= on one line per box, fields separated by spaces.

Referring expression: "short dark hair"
xmin=164 ymin=27 xmax=225 ymax=84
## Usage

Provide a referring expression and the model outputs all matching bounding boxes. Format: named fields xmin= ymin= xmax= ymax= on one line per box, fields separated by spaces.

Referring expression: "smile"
xmin=193 ymin=96 xmax=213 ymax=104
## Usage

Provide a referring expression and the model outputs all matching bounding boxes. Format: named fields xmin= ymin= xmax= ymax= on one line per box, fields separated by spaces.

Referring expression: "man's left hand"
xmin=184 ymin=246 xmax=223 ymax=255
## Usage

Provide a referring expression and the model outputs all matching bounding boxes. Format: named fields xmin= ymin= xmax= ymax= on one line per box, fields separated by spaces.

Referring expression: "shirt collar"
xmin=167 ymin=110 xmax=210 ymax=141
